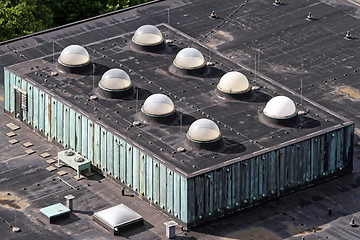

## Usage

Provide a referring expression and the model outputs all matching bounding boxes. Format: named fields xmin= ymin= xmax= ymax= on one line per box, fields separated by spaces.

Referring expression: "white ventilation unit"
xmin=57 ymin=149 xmax=91 ymax=178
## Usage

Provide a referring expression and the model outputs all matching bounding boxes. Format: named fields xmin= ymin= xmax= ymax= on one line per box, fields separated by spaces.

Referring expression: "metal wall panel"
xmin=9 ymin=72 xmax=15 ymax=113
xmin=126 ymin=143 xmax=133 ymax=187
xmin=38 ymin=90 xmax=45 ymax=132
xmin=106 ymin=132 xmax=114 ymax=176
xmin=87 ymin=120 xmax=94 ymax=162
xmin=81 ymin=117 xmax=88 ymax=156
xmin=174 ymin=172 xmax=181 ymax=218
xmin=159 ymin=164 xmax=167 ymax=210
xmin=44 ymin=93 xmax=51 ymax=138
xmin=167 ymin=169 xmax=174 ymax=214
xmin=4 ymin=69 xmax=10 ymax=111
xmin=119 ymin=138 xmax=126 ymax=183
xmin=69 ymin=109 xmax=76 ymax=150
xmin=153 ymin=160 xmax=160 ymax=205
xmin=27 ymin=83 xmax=33 ymax=125
xmin=75 ymin=113 xmax=82 ymax=153
xmin=33 ymin=87 xmax=39 ymax=129
xmin=146 ymin=156 xmax=153 ymax=201
xmin=181 ymin=176 xmax=188 ymax=223
xmin=100 ymin=128 xmax=107 ymax=172
xmin=132 ymin=147 xmax=140 ymax=192
xmin=21 ymin=79 xmax=27 ymax=122
xmin=57 ymin=102 xmax=64 ymax=144
xmin=140 ymin=152 xmax=146 ymax=195
xmin=50 ymin=98 xmax=57 ymax=140
xmin=63 ymin=106 xmax=70 ymax=148
xmin=113 ymin=136 xmax=120 ymax=179
xmin=93 ymin=123 xmax=101 ymax=167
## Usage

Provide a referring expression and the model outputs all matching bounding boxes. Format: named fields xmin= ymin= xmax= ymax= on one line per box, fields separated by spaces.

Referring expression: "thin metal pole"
xmin=301 ymin=79 xmax=303 ymax=108
xmin=93 ymin=64 xmax=95 ymax=90
xmin=52 ymin=42 xmax=55 ymax=68
xmin=14 ymin=195 xmax=16 ymax=227
xmin=180 ymin=113 xmax=183 ymax=133
xmin=135 ymin=89 xmax=139 ymax=121
xmin=167 ymin=8 xmax=170 ymax=36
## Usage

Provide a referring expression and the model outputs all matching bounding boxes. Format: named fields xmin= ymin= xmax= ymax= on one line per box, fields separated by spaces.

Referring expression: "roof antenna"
xmin=50 ymin=42 xmax=58 ymax=76
xmin=300 ymin=78 xmax=303 ymax=107
xmin=167 ymin=8 xmax=170 ymax=37
xmin=90 ymin=64 xmax=98 ymax=100
xmin=135 ymin=88 xmax=139 ymax=121
xmin=180 ymin=113 xmax=183 ymax=133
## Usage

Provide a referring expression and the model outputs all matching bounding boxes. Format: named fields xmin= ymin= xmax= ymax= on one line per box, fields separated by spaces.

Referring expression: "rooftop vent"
xmin=217 ymin=71 xmax=250 ymax=94
xmin=186 ymin=118 xmax=223 ymax=150
xmin=131 ymin=25 xmax=165 ymax=52
xmin=141 ymin=94 xmax=176 ymax=123
xmin=98 ymin=69 xmax=133 ymax=99
xmin=173 ymin=48 xmax=206 ymax=70
xmin=57 ymin=45 xmax=91 ymax=74
xmin=263 ymin=96 xmax=297 ymax=120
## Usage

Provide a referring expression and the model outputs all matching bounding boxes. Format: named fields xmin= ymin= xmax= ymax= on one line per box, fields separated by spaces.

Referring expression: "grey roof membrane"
xmin=1 ymin=0 xmax=359 ymax=178
xmin=6 ymin=23 xmax=352 ymax=178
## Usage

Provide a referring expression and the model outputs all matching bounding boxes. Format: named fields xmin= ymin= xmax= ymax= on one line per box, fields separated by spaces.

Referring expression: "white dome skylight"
xmin=217 ymin=71 xmax=250 ymax=94
xmin=263 ymin=96 xmax=297 ymax=119
xmin=187 ymin=118 xmax=221 ymax=143
xmin=142 ymin=94 xmax=175 ymax=117
xmin=99 ymin=69 xmax=132 ymax=91
xmin=173 ymin=48 xmax=206 ymax=70
xmin=132 ymin=25 xmax=164 ymax=46
xmin=58 ymin=45 xmax=90 ymax=66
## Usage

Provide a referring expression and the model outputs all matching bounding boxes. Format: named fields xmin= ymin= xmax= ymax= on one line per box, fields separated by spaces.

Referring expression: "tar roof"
xmin=1 ymin=0 xmax=359 ymax=177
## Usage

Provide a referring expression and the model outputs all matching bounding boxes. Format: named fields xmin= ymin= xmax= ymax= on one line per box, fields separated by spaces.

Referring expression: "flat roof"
xmin=6 ymin=21 xmax=351 ymax=177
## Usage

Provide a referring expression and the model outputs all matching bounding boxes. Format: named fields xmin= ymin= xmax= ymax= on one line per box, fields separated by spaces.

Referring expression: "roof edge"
xmin=0 ymin=0 xmax=165 ymax=45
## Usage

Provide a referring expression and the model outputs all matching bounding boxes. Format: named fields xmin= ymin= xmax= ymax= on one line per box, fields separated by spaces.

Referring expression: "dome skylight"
xmin=99 ymin=69 xmax=132 ymax=91
xmin=132 ymin=25 xmax=164 ymax=46
xmin=173 ymin=48 xmax=206 ymax=70
xmin=263 ymin=96 xmax=297 ymax=119
xmin=58 ymin=45 xmax=90 ymax=67
xmin=187 ymin=118 xmax=221 ymax=143
xmin=142 ymin=94 xmax=175 ymax=117
xmin=217 ymin=71 xmax=250 ymax=94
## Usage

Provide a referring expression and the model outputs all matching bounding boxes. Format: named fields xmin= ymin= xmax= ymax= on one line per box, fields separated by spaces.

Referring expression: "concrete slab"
xmin=73 ymin=175 xmax=86 ymax=181
xmin=22 ymin=141 xmax=33 ymax=148
xmin=56 ymin=170 xmax=68 ymax=176
xmin=25 ymin=149 xmax=36 ymax=155
xmin=8 ymin=139 xmax=19 ymax=144
xmin=40 ymin=152 xmax=51 ymax=158
xmin=45 ymin=159 xmax=57 ymax=164
xmin=5 ymin=123 xmax=20 ymax=131
xmin=46 ymin=166 xmax=57 ymax=172
xmin=5 ymin=132 xmax=16 ymax=137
